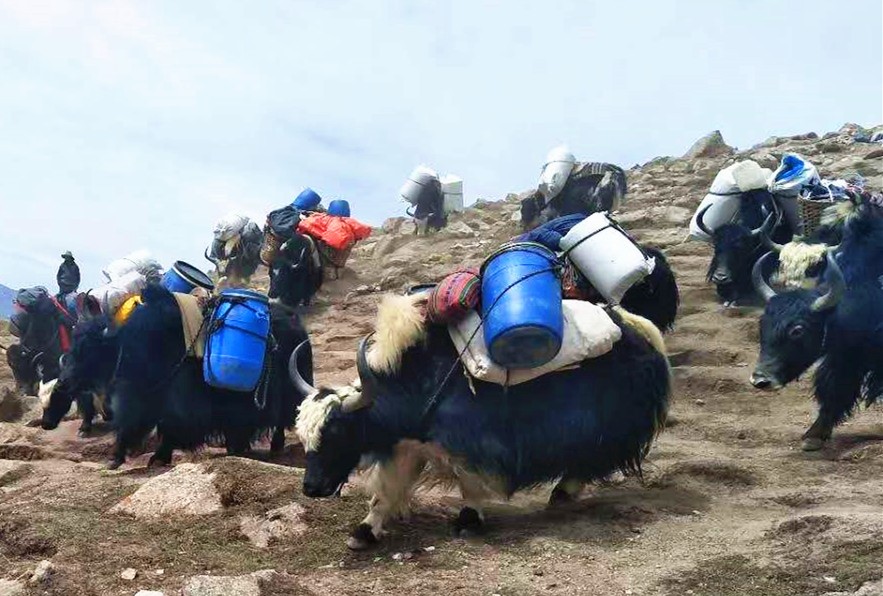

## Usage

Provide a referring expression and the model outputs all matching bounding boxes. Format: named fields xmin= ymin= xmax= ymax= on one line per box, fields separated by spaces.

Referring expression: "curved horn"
xmin=763 ymin=233 xmax=786 ymax=253
xmin=695 ymin=204 xmax=714 ymax=237
xmin=204 ymin=247 xmax=220 ymax=265
xmin=826 ymin=244 xmax=841 ymax=254
xmin=752 ymin=251 xmax=778 ymax=303
xmin=812 ymin=252 xmax=845 ymax=312
xmin=751 ymin=211 xmax=777 ymax=239
xmin=289 ymin=341 xmax=317 ymax=396
xmin=342 ymin=335 xmax=377 ymax=413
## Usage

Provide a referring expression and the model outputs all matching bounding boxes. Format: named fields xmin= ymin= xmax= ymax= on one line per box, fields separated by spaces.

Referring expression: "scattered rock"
xmin=121 ymin=568 xmax=138 ymax=580
xmin=135 ymin=592 xmax=164 ymax=596
xmin=182 ymin=570 xmax=278 ymax=596
xmin=823 ymin=578 xmax=883 ymax=596
xmin=0 ymin=579 xmax=24 ymax=596
xmin=239 ymin=503 xmax=308 ymax=548
xmin=28 ymin=560 xmax=55 ymax=585
xmin=695 ymin=399 xmax=706 ymax=406
xmin=445 ymin=221 xmax=477 ymax=238
xmin=110 ymin=463 xmax=223 ymax=519
xmin=0 ymin=460 xmax=31 ymax=487
xmin=683 ymin=131 xmax=734 ymax=159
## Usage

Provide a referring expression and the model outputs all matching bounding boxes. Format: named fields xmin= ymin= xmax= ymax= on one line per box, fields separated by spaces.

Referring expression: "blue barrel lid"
xmin=327 ymin=199 xmax=351 ymax=217
xmin=172 ymin=261 xmax=215 ymax=290
xmin=293 ymin=187 xmax=322 ymax=210
xmin=219 ymin=288 xmax=270 ymax=304
xmin=480 ymin=241 xmax=559 ymax=276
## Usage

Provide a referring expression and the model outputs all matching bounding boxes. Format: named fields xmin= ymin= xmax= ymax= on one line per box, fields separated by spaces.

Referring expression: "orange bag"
xmin=297 ymin=214 xmax=372 ymax=251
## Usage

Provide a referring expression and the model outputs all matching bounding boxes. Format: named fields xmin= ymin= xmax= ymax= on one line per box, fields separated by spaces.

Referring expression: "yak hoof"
xmin=801 ymin=437 xmax=826 ymax=452
xmin=270 ymin=435 xmax=285 ymax=453
xmin=77 ymin=427 xmax=92 ymax=438
xmin=147 ymin=455 xmax=170 ymax=468
xmin=452 ymin=507 xmax=484 ymax=537
xmin=548 ymin=487 xmax=576 ymax=508
xmin=107 ymin=458 xmax=124 ymax=471
xmin=346 ymin=523 xmax=379 ymax=551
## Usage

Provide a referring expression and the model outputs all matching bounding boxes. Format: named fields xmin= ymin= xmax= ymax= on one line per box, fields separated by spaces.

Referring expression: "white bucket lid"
xmin=544 ymin=145 xmax=576 ymax=167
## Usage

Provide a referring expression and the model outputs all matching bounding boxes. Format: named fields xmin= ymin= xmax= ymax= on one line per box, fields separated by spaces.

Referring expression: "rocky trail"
xmin=1 ymin=125 xmax=882 ymax=595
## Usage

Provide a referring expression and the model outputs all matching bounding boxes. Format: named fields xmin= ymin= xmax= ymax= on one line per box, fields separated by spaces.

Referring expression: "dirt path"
xmin=0 ymin=127 xmax=881 ymax=595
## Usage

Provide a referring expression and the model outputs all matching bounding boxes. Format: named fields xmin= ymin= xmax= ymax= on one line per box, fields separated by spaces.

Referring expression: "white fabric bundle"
xmin=448 ymin=300 xmax=622 ymax=387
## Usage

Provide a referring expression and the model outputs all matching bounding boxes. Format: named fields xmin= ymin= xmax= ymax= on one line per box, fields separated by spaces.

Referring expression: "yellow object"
xmin=114 ymin=295 xmax=143 ymax=326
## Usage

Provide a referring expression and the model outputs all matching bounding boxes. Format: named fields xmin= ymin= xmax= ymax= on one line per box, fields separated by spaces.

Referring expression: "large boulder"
xmin=0 ymin=579 xmax=24 ymax=596
xmin=683 ymin=130 xmax=735 ymax=159
xmin=110 ymin=463 xmax=223 ymax=519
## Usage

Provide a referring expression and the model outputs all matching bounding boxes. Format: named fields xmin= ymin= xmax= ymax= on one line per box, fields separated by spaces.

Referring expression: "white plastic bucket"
xmin=560 ymin=212 xmax=654 ymax=305
xmin=688 ymin=163 xmax=746 ymax=242
xmin=93 ymin=270 xmax=147 ymax=316
xmin=399 ymin=165 xmax=439 ymax=205
xmin=103 ymin=249 xmax=153 ymax=282
xmin=538 ymin=145 xmax=576 ymax=201
xmin=440 ymin=174 xmax=464 ymax=214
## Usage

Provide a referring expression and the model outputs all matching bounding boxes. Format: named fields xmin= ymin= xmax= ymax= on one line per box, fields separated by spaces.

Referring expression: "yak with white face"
xmin=292 ymin=295 xmax=670 ymax=549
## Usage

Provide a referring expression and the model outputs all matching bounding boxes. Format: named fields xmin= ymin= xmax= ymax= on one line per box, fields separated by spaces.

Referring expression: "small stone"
xmin=737 ymin=431 xmax=747 ymax=440
xmin=121 ymin=568 xmax=138 ymax=580
xmin=392 ymin=553 xmax=403 ymax=561
xmin=135 ymin=592 xmax=165 ymax=596
xmin=823 ymin=576 xmax=837 ymax=584
xmin=533 ymin=569 xmax=545 ymax=577
xmin=692 ymin=510 xmax=702 ymax=516
xmin=695 ymin=399 xmax=706 ymax=406
xmin=424 ymin=546 xmax=436 ymax=552
xmin=155 ymin=569 xmax=165 ymax=575
xmin=28 ymin=560 xmax=55 ymax=585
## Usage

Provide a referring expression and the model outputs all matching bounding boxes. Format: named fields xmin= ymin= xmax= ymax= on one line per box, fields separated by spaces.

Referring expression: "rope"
xmin=419 ymin=262 xmax=562 ymax=424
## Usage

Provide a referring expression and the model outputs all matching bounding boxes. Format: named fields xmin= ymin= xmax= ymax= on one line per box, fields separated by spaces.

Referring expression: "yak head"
xmin=268 ymin=234 xmax=321 ymax=307
xmin=291 ymin=338 xmax=377 ymax=498
xmin=42 ymin=318 xmax=118 ymax=430
xmin=697 ymin=204 xmax=776 ymax=305
xmin=749 ymin=251 xmax=844 ymax=390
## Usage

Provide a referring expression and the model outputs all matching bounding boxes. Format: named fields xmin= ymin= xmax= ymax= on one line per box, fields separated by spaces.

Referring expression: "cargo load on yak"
xmin=102 ymin=250 xmax=163 ymax=283
xmin=399 ymin=165 xmax=446 ymax=233
xmin=297 ymin=212 xmax=371 ymax=275
xmin=13 ymin=286 xmax=75 ymax=352
xmin=521 ymin=145 xmax=628 ymax=230
xmin=261 ymin=205 xmax=302 ymax=266
xmin=686 ymin=160 xmax=774 ymax=242
xmin=207 ymin=214 xmax=263 ymax=285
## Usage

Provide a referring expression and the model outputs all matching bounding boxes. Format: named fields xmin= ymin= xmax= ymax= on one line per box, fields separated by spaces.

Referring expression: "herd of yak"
xmin=4 ymin=173 xmax=883 ymax=548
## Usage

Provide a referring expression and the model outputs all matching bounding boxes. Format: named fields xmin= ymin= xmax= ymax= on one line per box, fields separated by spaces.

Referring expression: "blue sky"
xmin=1 ymin=0 xmax=880 ymax=290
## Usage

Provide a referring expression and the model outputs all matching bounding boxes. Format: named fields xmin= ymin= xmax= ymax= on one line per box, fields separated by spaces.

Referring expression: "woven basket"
xmin=259 ymin=227 xmax=284 ymax=266
xmin=798 ymin=196 xmax=834 ymax=237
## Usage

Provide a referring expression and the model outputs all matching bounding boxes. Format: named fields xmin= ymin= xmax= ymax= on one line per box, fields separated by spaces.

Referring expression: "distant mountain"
xmin=0 ymin=283 xmax=14 ymax=319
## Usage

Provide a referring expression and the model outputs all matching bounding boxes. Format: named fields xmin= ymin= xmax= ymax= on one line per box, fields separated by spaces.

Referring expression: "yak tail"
xmin=367 ymin=293 xmax=428 ymax=374
xmin=612 ymin=306 xmax=667 ymax=356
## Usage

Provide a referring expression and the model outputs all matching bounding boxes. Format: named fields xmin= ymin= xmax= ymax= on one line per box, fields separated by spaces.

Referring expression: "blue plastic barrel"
xmin=480 ymin=242 xmax=563 ymax=369
xmin=327 ymin=199 xmax=351 ymax=217
xmin=161 ymin=261 xmax=215 ymax=293
xmin=204 ymin=289 xmax=271 ymax=392
xmin=293 ymin=187 xmax=322 ymax=211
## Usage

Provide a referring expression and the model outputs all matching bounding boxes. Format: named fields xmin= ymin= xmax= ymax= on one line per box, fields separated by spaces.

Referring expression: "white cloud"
xmin=0 ymin=0 xmax=880 ymax=289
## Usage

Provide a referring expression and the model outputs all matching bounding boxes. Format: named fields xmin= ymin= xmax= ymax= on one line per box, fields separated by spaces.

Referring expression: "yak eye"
xmin=788 ymin=324 xmax=806 ymax=339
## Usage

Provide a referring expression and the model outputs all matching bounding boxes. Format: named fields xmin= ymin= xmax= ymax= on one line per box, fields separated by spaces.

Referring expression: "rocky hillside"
xmin=0 ymin=124 xmax=881 ymax=595
xmin=0 ymin=283 xmax=13 ymax=319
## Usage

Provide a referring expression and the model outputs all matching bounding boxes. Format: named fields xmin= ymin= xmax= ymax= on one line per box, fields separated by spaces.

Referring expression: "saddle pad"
xmin=173 ymin=292 xmax=206 ymax=359
xmin=448 ymin=300 xmax=622 ymax=387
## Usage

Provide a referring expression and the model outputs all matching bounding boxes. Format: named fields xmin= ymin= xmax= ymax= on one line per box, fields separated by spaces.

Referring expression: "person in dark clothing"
xmin=57 ymin=251 xmax=81 ymax=296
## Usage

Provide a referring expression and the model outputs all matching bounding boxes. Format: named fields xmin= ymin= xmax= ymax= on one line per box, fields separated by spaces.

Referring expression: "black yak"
xmin=6 ymin=290 xmax=72 ymax=395
xmin=750 ymin=207 xmax=883 ymax=450
xmin=205 ymin=220 xmax=264 ymax=287
xmin=42 ymin=284 xmax=314 ymax=468
xmin=268 ymin=232 xmax=324 ymax=307
xmin=695 ymin=189 xmax=793 ymax=305
xmin=520 ymin=163 xmax=627 ymax=231
xmin=290 ymin=294 xmax=669 ymax=549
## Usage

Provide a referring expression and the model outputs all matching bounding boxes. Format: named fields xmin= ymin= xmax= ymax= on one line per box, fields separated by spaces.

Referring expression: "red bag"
xmin=298 ymin=214 xmax=372 ymax=251
xmin=426 ymin=268 xmax=481 ymax=324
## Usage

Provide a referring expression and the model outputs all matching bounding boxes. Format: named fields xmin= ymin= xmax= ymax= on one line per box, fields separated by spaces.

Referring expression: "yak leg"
xmin=225 ymin=428 xmax=252 ymax=455
xmin=549 ymin=478 xmax=584 ymax=507
xmin=148 ymin=436 xmax=175 ymax=468
xmin=804 ymin=355 xmax=865 ymax=451
xmin=453 ymin=473 xmax=492 ymax=537
xmin=270 ymin=427 xmax=285 ymax=453
xmin=347 ymin=449 xmax=427 ymax=550
xmin=76 ymin=392 xmax=96 ymax=437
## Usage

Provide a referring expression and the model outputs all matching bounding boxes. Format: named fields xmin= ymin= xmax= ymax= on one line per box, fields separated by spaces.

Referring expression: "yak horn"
xmin=751 ymin=211 xmax=776 ymax=239
xmin=342 ymin=335 xmax=377 ymax=413
xmin=763 ymin=233 xmax=785 ymax=253
xmin=204 ymin=247 xmax=220 ymax=265
xmin=752 ymin=251 xmax=778 ymax=303
xmin=695 ymin=204 xmax=714 ymax=237
xmin=289 ymin=341 xmax=317 ymax=396
xmin=812 ymin=252 xmax=845 ymax=312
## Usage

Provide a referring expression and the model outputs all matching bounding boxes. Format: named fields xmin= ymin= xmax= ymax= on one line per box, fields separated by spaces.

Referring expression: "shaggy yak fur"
xmin=43 ymin=284 xmax=314 ymax=468
xmin=268 ymin=232 xmax=324 ymax=307
xmin=293 ymin=294 xmax=670 ymax=549
xmin=6 ymin=299 xmax=68 ymax=395
xmin=520 ymin=165 xmax=628 ymax=231
xmin=751 ymin=207 xmax=883 ymax=451
xmin=699 ymin=189 xmax=793 ymax=305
